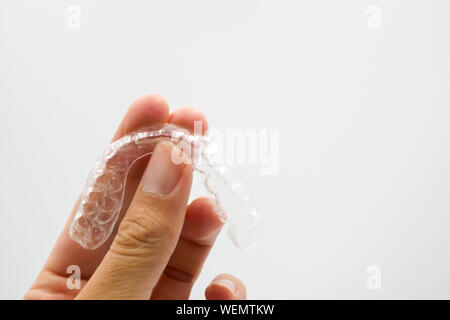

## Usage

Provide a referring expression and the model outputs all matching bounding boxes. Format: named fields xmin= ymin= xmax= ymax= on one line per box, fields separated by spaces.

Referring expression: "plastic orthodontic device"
xmin=69 ymin=123 xmax=263 ymax=250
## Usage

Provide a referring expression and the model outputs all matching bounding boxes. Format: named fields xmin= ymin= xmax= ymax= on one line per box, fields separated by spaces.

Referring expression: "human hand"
xmin=25 ymin=94 xmax=246 ymax=300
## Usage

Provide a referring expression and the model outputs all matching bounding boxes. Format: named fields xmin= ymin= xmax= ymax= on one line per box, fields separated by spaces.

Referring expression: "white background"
xmin=1 ymin=0 xmax=450 ymax=299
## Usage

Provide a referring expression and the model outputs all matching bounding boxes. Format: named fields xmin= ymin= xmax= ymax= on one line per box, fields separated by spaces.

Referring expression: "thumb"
xmin=77 ymin=141 xmax=193 ymax=299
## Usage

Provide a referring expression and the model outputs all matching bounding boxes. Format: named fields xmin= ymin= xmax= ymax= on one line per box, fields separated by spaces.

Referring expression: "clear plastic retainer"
xmin=69 ymin=123 xmax=263 ymax=250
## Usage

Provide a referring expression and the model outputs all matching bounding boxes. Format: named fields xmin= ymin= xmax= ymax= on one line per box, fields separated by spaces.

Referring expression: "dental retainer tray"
xmin=70 ymin=123 xmax=263 ymax=250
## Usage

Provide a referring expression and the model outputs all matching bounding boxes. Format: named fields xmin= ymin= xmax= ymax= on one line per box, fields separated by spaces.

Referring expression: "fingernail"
xmin=142 ymin=142 xmax=184 ymax=195
xmin=212 ymin=279 xmax=236 ymax=294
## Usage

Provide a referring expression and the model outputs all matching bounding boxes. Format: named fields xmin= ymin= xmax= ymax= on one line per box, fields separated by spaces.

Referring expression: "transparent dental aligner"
xmin=69 ymin=123 xmax=263 ymax=250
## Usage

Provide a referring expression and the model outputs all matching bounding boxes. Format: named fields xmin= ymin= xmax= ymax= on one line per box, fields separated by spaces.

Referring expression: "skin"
xmin=24 ymin=94 xmax=247 ymax=300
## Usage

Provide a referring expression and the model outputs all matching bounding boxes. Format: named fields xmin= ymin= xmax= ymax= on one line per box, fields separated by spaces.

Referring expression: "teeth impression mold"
xmin=70 ymin=123 xmax=263 ymax=250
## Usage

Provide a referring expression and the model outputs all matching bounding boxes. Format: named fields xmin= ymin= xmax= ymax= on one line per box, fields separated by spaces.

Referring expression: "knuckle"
xmin=164 ymin=266 xmax=198 ymax=284
xmin=112 ymin=199 xmax=176 ymax=253
xmin=115 ymin=220 xmax=160 ymax=250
